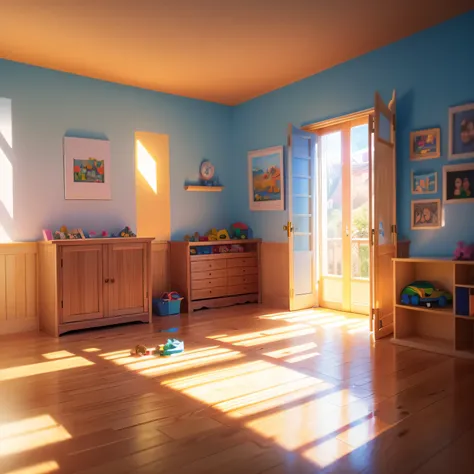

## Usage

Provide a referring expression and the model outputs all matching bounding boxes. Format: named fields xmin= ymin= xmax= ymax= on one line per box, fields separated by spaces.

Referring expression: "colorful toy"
xmin=206 ymin=228 xmax=218 ymax=241
xmin=229 ymin=222 xmax=252 ymax=240
xmin=230 ymin=244 xmax=244 ymax=253
xmin=159 ymin=338 xmax=184 ymax=356
xmin=130 ymin=338 xmax=184 ymax=357
xmin=401 ymin=281 xmax=453 ymax=308
xmin=453 ymin=241 xmax=474 ymax=261
xmin=217 ymin=229 xmax=230 ymax=240
xmin=118 ymin=226 xmax=136 ymax=238
xmin=101 ymin=230 xmax=109 ymax=238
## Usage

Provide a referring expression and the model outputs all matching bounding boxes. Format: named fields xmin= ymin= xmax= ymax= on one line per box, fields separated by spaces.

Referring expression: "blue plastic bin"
xmin=152 ymin=293 xmax=183 ymax=316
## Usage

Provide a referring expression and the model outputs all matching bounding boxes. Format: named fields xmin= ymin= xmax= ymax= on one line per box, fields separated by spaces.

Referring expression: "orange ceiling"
xmin=0 ymin=1 xmax=472 ymax=105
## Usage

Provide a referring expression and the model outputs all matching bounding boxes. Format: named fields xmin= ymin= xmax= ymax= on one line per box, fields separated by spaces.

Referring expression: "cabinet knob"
xmin=111 ymin=278 xmax=115 ymax=283
xmin=105 ymin=278 xmax=109 ymax=283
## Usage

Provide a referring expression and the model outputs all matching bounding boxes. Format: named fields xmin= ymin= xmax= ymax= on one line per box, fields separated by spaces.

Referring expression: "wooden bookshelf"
xmin=392 ymin=257 xmax=474 ymax=359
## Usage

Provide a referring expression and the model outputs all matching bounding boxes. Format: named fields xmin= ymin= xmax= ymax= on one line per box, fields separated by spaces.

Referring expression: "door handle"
xmin=283 ymin=221 xmax=294 ymax=238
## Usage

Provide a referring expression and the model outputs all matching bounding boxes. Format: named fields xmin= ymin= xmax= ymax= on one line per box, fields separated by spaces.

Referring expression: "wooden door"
xmin=106 ymin=242 xmax=148 ymax=317
xmin=60 ymin=245 xmax=104 ymax=323
xmin=370 ymin=91 xmax=397 ymax=339
xmin=287 ymin=125 xmax=317 ymax=311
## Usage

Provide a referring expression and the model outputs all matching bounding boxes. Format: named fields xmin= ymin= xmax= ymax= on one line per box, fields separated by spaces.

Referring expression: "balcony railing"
xmin=323 ymin=237 xmax=369 ymax=279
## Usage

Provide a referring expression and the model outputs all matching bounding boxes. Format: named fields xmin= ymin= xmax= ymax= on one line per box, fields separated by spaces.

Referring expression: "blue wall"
xmin=0 ymin=59 xmax=232 ymax=241
xmin=230 ymin=11 xmax=474 ymax=256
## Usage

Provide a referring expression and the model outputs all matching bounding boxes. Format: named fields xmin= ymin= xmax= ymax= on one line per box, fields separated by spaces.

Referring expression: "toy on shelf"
xmin=184 ymin=231 xmax=201 ymax=242
xmin=53 ymin=226 xmax=85 ymax=240
xmin=400 ymin=281 xmax=453 ymax=308
xmin=217 ymin=229 xmax=230 ymax=240
xmin=453 ymin=241 xmax=474 ymax=261
xmin=101 ymin=230 xmax=110 ymax=238
xmin=230 ymin=244 xmax=244 ymax=253
xmin=117 ymin=226 xmax=136 ymax=238
xmin=230 ymin=222 xmax=252 ymax=240
xmin=206 ymin=228 xmax=218 ymax=241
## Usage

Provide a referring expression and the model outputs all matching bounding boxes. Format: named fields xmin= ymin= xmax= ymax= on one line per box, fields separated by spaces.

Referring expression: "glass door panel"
xmin=350 ymin=124 xmax=370 ymax=313
xmin=320 ymin=131 xmax=343 ymax=308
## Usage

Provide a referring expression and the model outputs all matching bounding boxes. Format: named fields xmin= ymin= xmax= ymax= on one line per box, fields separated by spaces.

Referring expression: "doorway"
xmin=318 ymin=117 xmax=370 ymax=314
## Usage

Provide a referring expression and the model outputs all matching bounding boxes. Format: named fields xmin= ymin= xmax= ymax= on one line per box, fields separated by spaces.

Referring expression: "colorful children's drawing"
xmin=252 ymin=153 xmax=282 ymax=202
xmin=412 ymin=171 xmax=437 ymax=194
xmin=74 ymin=158 xmax=105 ymax=183
xmin=410 ymin=128 xmax=440 ymax=160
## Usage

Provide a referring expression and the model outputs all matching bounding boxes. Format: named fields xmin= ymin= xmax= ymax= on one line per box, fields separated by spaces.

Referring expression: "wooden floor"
xmin=1 ymin=305 xmax=474 ymax=474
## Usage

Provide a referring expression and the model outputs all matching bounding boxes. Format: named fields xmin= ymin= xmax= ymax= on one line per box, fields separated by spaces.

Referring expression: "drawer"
xmin=227 ymin=266 xmax=258 ymax=277
xmin=191 ymin=259 xmax=226 ymax=272
xmin=226 ymin=284 xmax=258 ymax=296
xmin=192 ymin=286 xmax=227 ymax=300
xmin=192 ymin=269 xmax=227 ymax=280
xmin=192 ymin=278 xmax=226 ymax=290
xmin=228 ymin=274 xmax=258 ymax=286
xmin=226 ymin=257 xmax=257 ymax=268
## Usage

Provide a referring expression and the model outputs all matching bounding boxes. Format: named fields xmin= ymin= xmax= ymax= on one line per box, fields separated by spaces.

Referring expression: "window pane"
xmin=321 ymin=131 xmax=342 ymax=276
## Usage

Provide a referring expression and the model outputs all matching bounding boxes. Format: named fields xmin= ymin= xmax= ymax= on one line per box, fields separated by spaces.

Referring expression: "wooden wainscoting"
xmin=0 ymin=243 xmax=38 ymax=335
xmin=151 ymin=241 xmax=170 ymax=297
xmin=261 ymin=242 xmax=289 ymax=310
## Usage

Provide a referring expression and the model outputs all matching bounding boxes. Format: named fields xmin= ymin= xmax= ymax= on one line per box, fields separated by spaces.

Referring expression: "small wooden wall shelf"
xmin=184 ymin=185 xmax=224 ymax=192
xmin=170 ymin=239 xmax=261 ymax=312
xmin=392 ymin=257 xmax=474 ymax=359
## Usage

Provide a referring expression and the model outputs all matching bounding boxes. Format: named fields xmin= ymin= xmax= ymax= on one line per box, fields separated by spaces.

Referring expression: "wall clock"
xmin=200 ymin=160 xmax=215 ymax=182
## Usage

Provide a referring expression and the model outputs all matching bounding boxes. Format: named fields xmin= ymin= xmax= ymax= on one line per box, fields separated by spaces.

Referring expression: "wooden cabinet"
xmin=38 ymin=238 xmax=153 ymax=336
xmin=170 ymin=239 xmax=261 ymax=312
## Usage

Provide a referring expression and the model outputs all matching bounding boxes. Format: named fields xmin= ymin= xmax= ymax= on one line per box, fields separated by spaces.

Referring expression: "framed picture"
xmin=411 ymin=199 xmax=441 ymax=230
xmin=64 ymin=137 xmax=111 ymax=200
xmin=448 ymin=103 xmax=474 ymax=160
xmin=410 ymin=128 xmax=440 ymax=160
xmin=411 ymin=170 xmax=437 ymax=194
xmin=248 ymin=146 xmax=284 ymax=211
xmin=443 ymin=163 xmax=474 ymax=204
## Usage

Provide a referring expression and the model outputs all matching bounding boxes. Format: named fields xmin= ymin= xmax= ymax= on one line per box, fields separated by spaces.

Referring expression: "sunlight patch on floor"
xmin=82 ymin=348 xmax=101 ymax=353
xmin=263 ymin=342 xmax=318 ymax=359
xmin=0 ymin=357 xmax=94 ymax=382
xmin=0 ymin=415 xmax=71 ymax=457
xmin=4 ymin=461 xmax=60 ymax=474
xmin=42 ymin=350 xmax=75 ymax=360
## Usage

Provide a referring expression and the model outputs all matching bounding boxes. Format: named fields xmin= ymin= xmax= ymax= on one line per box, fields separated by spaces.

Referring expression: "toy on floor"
xmin=400 ymin=281 xmax=452 ymax=308
xmin=453 ymin=241 xmax=474 ymax=261
xmin=130 ymin=338 xmax=184 ymax=357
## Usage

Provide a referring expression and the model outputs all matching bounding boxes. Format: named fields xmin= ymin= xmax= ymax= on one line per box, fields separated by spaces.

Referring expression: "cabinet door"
xmin=106 ymin=243 xmax=148 ymax=317
xmin=61 ymin=245 xmax=104 ymax=323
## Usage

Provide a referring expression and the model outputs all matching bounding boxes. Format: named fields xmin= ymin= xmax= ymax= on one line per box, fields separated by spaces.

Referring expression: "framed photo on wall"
xmin=443 ymin=163 xmax=474 ymax=204
xmin=410 ymin=128 xmax=440 ymax=161
xmin=248 ymin=146 xmax=284 ymax=211
xmin=411 ymin=170 xmax=437 ymax=194
xmin=411 ymin=199 xmax=441 ymax=230
xmin=448 ymin=103 xmax=474 ymax=160
xmin=64 ymin=137 xmax=111 ymax=200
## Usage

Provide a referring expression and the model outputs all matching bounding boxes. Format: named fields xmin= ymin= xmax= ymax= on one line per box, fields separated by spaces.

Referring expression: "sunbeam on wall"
xmin=0 ymin=98 xmax=13 ymax=242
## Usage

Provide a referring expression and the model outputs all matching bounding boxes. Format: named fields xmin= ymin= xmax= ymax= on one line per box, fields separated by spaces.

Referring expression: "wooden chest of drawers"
xmin=170 ymin=240 xmax=261 ymax=312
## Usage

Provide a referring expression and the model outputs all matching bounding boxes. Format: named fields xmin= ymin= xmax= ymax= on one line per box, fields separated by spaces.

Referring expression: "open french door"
xmin=287 ymin=125 xmax=318 ymax=311
xmin=369 ymin=91 xmax=397 ymax=339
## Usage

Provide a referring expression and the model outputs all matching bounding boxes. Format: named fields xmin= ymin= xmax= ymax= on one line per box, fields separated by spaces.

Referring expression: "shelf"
xmin=456 ymin=314 xmax=474 ymax=320
xmin=392 ymin=336 xmax=453 ymax=356
xmin=455 ymin=284 xmax=474 ymax=288
xmin=188 ymin=239 xmax=261 ymax=247
xmin=184 ymin=185 xmax=224 ymax=192
xmin=190 ymin=251 xmax=257 ymax=261
xmin=395 ymin=303 xmax=453 ymax=315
